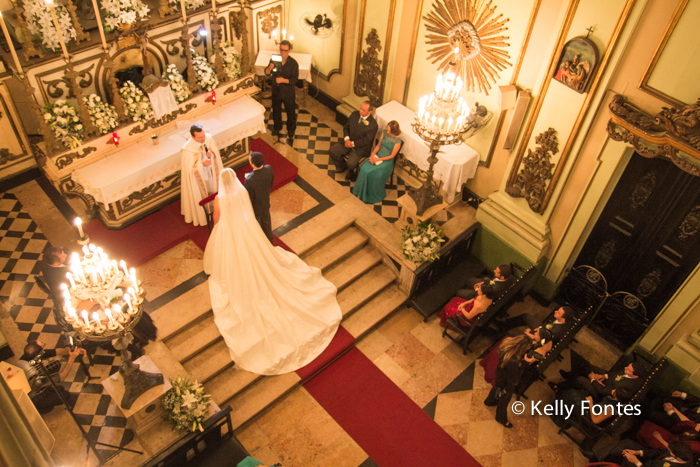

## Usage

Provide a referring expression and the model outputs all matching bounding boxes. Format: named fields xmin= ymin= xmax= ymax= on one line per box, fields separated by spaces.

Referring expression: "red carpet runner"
xmin=304 ymin=348 xmax=482 ymax=467
xmin=83 ymin=138 xmax=297 ymax=265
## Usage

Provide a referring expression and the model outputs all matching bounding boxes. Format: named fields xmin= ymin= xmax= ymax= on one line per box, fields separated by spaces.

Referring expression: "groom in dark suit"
xmin=330 ymin=100 xmax=378 ymax=181
xmin=244 ymin=151 xmax=275 ymax=243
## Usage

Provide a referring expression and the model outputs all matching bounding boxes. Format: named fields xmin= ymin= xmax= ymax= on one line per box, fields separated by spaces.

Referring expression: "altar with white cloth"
xmin=375 ymin=100 xmax=480 ymax=203
xmin=254 ymin=51 xmax=314 ymax=104
xmin=70 ymin=95 xmax=266 ymax=228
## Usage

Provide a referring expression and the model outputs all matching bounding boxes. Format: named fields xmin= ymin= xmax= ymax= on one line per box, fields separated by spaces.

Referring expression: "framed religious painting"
xmin=553 ymin=37 xmax=599 ymax=94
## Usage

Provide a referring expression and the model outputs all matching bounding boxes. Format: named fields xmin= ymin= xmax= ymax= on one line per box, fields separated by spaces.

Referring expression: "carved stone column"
xmin=66 ymin=0 xmax=90 ymax=42
xmin=12 ymin=0 xmax=43 ymax=60
xmin=103 ymin=52 xmax=130 ymax=123
xmin=232 ymin=1 xmax=252 ymax=74
xmin=180 ymin=21 xmax=201 ymax=93
xmin=18 ymin=73 xmax=58 ymax=156
xmin=210 ymin=9 xmax=225 ymax=82
xmin=65 ymin=61 xmax=99 ymax=137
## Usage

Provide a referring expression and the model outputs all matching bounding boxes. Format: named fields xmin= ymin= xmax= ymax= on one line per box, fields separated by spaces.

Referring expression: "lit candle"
xmin=447 ymin=117 xmax=454 ymax=134
xmin=282 ymin=29 xmax=286 ymax=40
xmin=74 ymin=217 xmax=84 ymax=238
xmin=90 ymin=0 xmax=108 ymax=49
xmin=45 ymin=0 xmax=70 ymax=60
xmin=123 ymin=293 xmax=134 ymax=313
xmin=67 ymin=307 xmax=77 ymax=323
xmin=111 ymin=260 xmax=118 ymax=274
xmin=82 ymin=245 xmax=89 ymax=257
xmin=120 ymin=260 xmax=128 ymax=276
xmin=179 ymin=0 xmax=187 ymax=21
xmin=105 ymin=307 xmax=115 ymax=326
xmin=91 ymin=269 xmax=98 ymax=285
xmin=272 ymin=30 xmax=277 ymax=40
xmin=0 ymin=12 xmax=23 ymax=73
xmin=92 ymin=312 xmax=103 ymax=332
xmin=438 ymin=117 xmax=444 ymax=133
xmin=289 ymin=34 xmax=294 ymax=42
xmin=129 ymin=267 xmax=137 ymax=289
xmin=81 ymin=310 xmax=91 ymax=331
xmin=66 ymin=272 xmax=76 ymax=289
xmin=112 ymin=304 xmax=125 ymax=323
xmin=88 ymin=244 xmax=96 ymax=254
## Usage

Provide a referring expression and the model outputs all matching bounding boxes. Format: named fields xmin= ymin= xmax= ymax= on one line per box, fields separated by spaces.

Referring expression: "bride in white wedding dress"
xmin=203 ymin=168 xmax=342 ymax=375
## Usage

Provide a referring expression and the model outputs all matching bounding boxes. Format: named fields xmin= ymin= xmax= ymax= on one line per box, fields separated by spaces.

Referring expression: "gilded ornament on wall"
xmin=636 ymin=268 xmax=662 ymax=299
xmin=678 ymin=205 xmax=700 ymax=240
xmin=423 ymin=0 xmax=511 ymax=95
xmin=257 ymin=6 xmax=281 ymax=39
xmin=505 ymin=127 xmax=558 ymax=213
xmin=629 ymin=172 xmax=657 ymax=210
xmin=353 ymin=28 xmax=382 ymax=108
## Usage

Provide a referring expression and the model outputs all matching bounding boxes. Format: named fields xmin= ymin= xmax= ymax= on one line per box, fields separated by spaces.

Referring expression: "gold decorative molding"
xmin=353 ymin=0 xmax=396 ymax=107
xmin=638 ymin=0 xmax=689 ymax=108
xmin=481 ymin=0 xmax=541 ymax=167
xmin=128 ymin=103 xmax=198 ymax=135
xmin=505 ymin=127 xmax=558 ymax=213
xmin=54 ymin=146 xmax=97 ymax=170
xmin=423 ymin=0 xmax=511 ymax=95
xmin=223 ymin=76 xmax=255 ymax=95
xmin=506 ymin=0 xmax=637 ymax=214
xmin=256 ymin=5 xmax=281 ymax=39
xmin=354 ymin=29 xmax=382 ymax=108
xmin=607 ymin=94 xmax=700 ymax=177
xmin=401 ymin=0 xmax=425 ymax=105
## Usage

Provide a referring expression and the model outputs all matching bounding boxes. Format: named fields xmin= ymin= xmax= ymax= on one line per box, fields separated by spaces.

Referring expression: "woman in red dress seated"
xmin=439 ymin=288 xmax=495 ymax=328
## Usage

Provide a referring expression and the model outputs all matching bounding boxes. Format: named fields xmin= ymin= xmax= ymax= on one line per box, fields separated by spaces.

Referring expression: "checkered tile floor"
xmin=262 ymin=104 xmax=409 ymax=223
xmin=0 ymin=192 xmax=133 ymax=457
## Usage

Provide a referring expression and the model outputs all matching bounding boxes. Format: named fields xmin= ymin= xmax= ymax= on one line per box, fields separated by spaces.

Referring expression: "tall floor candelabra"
xmin=60 ymin=223 xmax=163 ymax=410
xmin=410 ymin=72 xmax=471 ymax=216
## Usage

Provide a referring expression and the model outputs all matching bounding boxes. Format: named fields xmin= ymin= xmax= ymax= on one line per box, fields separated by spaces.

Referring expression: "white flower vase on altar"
xmin=164 ymin=64 xmax=191 ymax=103
xmin=101 ymin=0 xmax=150 ymax=33
xmin=192 ymin=53 xmax=219 ymax=92
xmin=24 ymin=0 xmax=77 ymax=52
xmin=119 ymin=80 xmax=155 ymax=123
xmin=44 ymin=99 xmax=84 ymax=149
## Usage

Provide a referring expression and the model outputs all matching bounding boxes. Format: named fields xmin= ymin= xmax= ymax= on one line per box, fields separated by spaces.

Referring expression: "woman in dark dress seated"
xmin=439 ymin=287 xmax=494 ymax=328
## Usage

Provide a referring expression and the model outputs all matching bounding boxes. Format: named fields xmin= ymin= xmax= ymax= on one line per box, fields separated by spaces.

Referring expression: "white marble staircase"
xmin=152 ymin=222 xmax=407 ymax=431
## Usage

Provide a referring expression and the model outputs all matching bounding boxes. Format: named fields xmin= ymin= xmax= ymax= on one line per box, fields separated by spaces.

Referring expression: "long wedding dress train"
xmin=203 ymin=169 xmax=341 ymax=375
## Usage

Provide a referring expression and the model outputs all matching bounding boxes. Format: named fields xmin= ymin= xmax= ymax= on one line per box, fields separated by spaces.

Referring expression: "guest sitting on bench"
xmin=606 ymin=439 xmax=695 ymax=467
xmin=456 ymin=264 xmax=514 ymax=301
xmin=550 ymin=361 xmax=646 ymax=402
xmin=439 ymin=287 xmax=495 ymax=328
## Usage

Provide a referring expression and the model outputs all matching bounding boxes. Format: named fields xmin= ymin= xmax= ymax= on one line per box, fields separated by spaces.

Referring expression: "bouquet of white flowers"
xmin=24 ymin=0 xmax=77 ymax=52
xmin=101 ymin=0 xmax=150 ymax=32
xmin=83 ymin=94 xmax=119 ymax=135
xmin=162 ymin=376 xmax=211 ymax=432
xmin=43 ymin=99 xmax=84 ymax=149
xmin=167 ymin=0 xmax=205 ymax=12
xmin=164 ymin=64 xmax=191 ymax=103
xmin=119 ymin=81 xmax=154 ymax=123
xmin=212 ymin=41 xmax=242 ymax=82
xmin=401 ymin=220 xmax=445 ymax=263
xmin=192 ymin=53 xmax=219 ymax=92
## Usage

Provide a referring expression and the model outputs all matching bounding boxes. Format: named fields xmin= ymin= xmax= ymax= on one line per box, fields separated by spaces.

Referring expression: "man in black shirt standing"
xmin=264 ymin=40 xmax=299 ymax=142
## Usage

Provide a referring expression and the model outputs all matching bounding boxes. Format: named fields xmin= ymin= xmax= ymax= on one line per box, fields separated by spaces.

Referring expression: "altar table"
xmin=254 ymin=51 xmax=314 ymax=82
xmin=375 ymin=100 xmax=480 ymax=203
xmin=72 ymin=95 xmax=266 ymax=211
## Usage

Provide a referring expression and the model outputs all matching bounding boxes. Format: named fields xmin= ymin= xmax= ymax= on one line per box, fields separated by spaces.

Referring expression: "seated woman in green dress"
xmin=352 ymin=120 xmax=403 ymax=204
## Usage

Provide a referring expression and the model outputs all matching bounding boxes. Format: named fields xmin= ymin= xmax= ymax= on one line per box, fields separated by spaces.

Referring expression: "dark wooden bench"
xmin=515 ymin=305 xmax=592 ymax=399
xmin=143 ymin=407 xmax=249 ymax=467
xmin=442 ymin=263 xmax=537 ymax=354
xmin=555 ymin=357 xmax=668 ymax=452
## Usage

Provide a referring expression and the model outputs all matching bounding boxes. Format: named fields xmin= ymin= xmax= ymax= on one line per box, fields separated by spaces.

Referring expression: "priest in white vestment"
xmin=181 ymin=124 xmax=224 ymax=226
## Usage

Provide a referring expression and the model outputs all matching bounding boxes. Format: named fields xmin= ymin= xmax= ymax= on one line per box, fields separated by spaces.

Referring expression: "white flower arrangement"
xmin=164 ymin=64 xmax=191 ymax=103
xmin=24 ymin=0 xmax=77 ymax=52
xmin=192 ymin=53 xmax=219 ymax=92
xmin=43 ymin=99 xmax=84 ymax=149
xmin=101 ymin=0 xmax=150 ymax=32
xmin=119 ymin=81 xmax=154 ymax=123
xmin=212 ymin=41 xmax=242 ymax=82
xmin=167 ymin=0 xmax=205 ymax=12
xmin=401 ymin=220 xmax=445 ymax=263
xmin=83 ymin=94 xmax=119 ymax=135
xmin=162 ymin=376 xmax=211 ymax=432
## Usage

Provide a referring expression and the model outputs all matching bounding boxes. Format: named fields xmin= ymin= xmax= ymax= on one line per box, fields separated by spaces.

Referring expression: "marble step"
xmin=302 ymin=226 xmax=369 ymax=273
xmin=206 ymin=366 xmax=262 ymax=408
xmin=291 ymin=217 xmax=356 ymax=258
xmin=151 ymin=281 xmax=212 ymax=342
xmin=324 ymin=245 xmax=383 ymax=292
xmin=343 ymin=284 xmax=408 ymax=339
xmin=337 ymin=263 xmax=397 ymax=318
xmin=183 ymin=339 xmax=233 ymax=384
xmin=226 ymin=372 xmax=301 ymax=430
xmin=165 ymin=312 xmax=221 ymax=363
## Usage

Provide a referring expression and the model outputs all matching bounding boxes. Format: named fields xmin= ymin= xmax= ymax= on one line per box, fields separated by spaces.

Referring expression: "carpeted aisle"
xmin=83 ymin=138 xmax=297 ymax=264
xmin=304 ymin=347 xmax=482 ymax=467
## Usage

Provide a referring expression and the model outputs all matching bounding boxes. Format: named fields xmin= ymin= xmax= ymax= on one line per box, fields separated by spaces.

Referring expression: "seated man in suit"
xmin=615 ymin=440 xmax=694 ymax=467
xmin=647 ymin=390 xmax=700 ymax=429
xmin=329 ymin=100 xmax=378 ymax=181
xmin=456 ymin=264 xmax=514 ymax=301
xmin=550 ymin=361 xmax=645 ymax=402
xmin=522 ymin=306 xmax=576 ymax=353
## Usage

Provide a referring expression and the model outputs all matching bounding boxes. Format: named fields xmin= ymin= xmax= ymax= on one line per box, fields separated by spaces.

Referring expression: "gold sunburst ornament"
xmin=424 ymin=0 xmax=511 ymax=95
